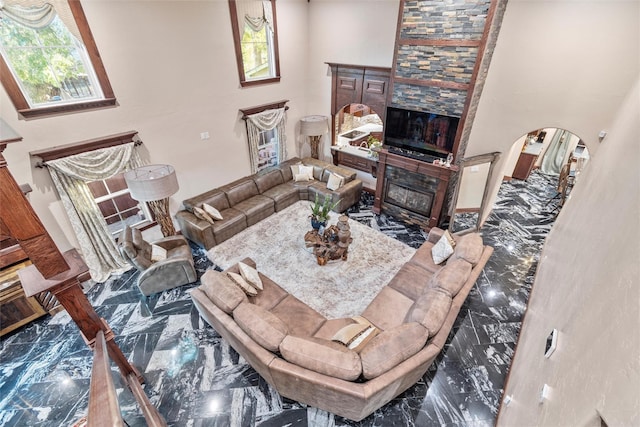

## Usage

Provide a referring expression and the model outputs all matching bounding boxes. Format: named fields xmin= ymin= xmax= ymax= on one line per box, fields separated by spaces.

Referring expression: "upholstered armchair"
xmin=118 ymin=226 xmax=197 ymax=296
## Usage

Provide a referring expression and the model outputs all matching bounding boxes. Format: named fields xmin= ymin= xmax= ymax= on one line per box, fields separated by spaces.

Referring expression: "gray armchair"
xmin=118 ymin=226 xmax=197 ymax=296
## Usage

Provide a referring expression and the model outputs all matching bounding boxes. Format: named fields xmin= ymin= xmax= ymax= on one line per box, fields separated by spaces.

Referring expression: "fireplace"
xmin=374 ymin=150 xmax=456 ymax=229
xmin=384 ymin=164 xmax=438 ymax=218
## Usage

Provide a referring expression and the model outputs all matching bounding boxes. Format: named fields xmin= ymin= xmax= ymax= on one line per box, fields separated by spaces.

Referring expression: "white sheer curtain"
xmin=246 ymin=107 xmax=286 ymax=173
xmin=46 ymin=143 xmax=141 ymax=282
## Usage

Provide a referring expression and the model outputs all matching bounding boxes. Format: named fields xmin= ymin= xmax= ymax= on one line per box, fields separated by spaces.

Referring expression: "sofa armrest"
xmin=427 ymin=227 xmax=445 ymax=244
xmin=331 ymin=179 xmax=363 ymax=212
xmin=153 ymin=235 xmax=189 ymax=251
xmin=175 ymin=210 xmax=216 ymax=249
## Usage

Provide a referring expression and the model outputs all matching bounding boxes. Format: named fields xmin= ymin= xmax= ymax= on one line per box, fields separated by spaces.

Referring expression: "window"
xmin=88 ymin=172 xmax=152 ymax=236
xmin=0 ymin=1 xmax=115 ymax=118
xmin=229 ymin=0 xmax=280 ymax=87
xmin=241 ymin=23 xmax=274 ymax=80
xmin=256 ymin=128 xmax=280 ymax=170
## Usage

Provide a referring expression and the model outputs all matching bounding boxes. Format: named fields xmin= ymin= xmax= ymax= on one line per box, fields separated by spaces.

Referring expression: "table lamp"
xmin=124 ymin=164 xmax=179 ymax=236
xmin=300 ymin=115 xmax=329 ymax=159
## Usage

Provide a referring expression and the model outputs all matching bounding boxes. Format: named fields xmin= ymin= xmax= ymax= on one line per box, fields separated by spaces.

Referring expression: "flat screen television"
xmin=384 ymin=106 xmax=460 ymax=158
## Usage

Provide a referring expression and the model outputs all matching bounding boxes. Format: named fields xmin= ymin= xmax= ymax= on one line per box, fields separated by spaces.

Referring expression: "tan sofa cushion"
xmin=430 ymin=258 xmax=472 ymax=297
xmin=313 ymin=318 xmax=357 ymax=341
xmin=408 ymin=288 xmax=452 ymax=337
xmin=270 ymin=295 xmax=326 ymax=337
xmin=234 ymin=302 xmax=288 ymax=352
xmin=360 ymin=322 xmax=429 ymax=380
xmin=200 ymin=270 xmax=247 ymax=314
xmin=450 ymin=233 xmax=484 ymax=265
xmin=408 ymin=242 xmax=441 ymax=274
xmin=361 ymin=287 xmax=415 ymax=331
xmin=253 ymin=169 xmax=284 ymax=193
xmin=388 ymin=262 xmax=433 ymax=301
xmin=279 ymin=335 xmax=362 ymax=381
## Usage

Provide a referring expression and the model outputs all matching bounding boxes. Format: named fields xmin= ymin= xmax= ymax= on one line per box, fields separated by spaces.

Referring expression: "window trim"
xmin=0 ymin=1 xmax=115 ymax=119
xmin=229 ymin=0 xmax=281 ymax=87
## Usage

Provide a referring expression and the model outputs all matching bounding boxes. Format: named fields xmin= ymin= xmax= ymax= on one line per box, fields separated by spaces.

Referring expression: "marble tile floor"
xmin=0 ymin=171 xmax=559 ymax=427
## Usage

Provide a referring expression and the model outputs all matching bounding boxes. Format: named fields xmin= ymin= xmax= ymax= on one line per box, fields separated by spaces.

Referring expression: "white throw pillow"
xmin=294 ymin=173 xmax=311 ymax=182
xmin=151 ymin=244 xmax=167 ymax=262
xmin=298 ymin=165 xmax=314 ymax=181
xmin=193 ymin=206 xmax=215 ymax=224
xmin=202 ymin=203 xmax=223 ymax=221
xmin=326 ymin=172 xmax=344 ymax=191
xmin=238 ymin=261 xmax=263 ymax=291
xmin=227 ymin=272 xmax=258 ymax=296
xmin=290 ymin=163 xmax=301 ymax=177
xmin=431 ymin=230 xmax=456 ymax=264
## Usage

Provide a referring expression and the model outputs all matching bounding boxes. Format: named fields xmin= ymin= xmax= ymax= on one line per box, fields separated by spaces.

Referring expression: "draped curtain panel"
xmin=46 ymin=143 xmax=141 ymax=282
xmin=0 ymin=0 xmax=83 ymax=41
xmin=540 ymin=129 xmax=570 ymax=176
xmin=235 ymin=0 xmax=272 ymax=32
xmin=246 ymin=107 xmax=287 ymax=173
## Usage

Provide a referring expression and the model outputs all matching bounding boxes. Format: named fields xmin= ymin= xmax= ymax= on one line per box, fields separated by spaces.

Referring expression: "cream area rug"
xmin=207 ymin=201 xmax=416 ymax=319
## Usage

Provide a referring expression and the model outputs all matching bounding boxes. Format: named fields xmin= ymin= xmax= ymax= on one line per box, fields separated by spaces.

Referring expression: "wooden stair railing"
xmin=88 ymin=330 xmax=123 ymax=427
xmin=88 ymin=330 xmax=167 ymax=426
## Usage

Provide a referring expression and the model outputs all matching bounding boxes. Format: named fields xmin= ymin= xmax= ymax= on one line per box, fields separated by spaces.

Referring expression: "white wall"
xmin=1 ymin=0 xmax=310 ymax=252
xmin=498 ymin=75 xmax=640 ymax=427
xmin=466 ymin=0 xmax=639 ymax=224
xmin=306 ymin=0 xmax=400 ymax=161
xmin=1 ymin=0 xmax=400 ymax=252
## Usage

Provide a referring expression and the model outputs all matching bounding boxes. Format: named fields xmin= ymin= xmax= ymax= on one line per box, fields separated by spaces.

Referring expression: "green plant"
xmin=309 ymin=194 xmax=339 ymax=223
xmin=367 ymin=135 xmax=381 ymax=148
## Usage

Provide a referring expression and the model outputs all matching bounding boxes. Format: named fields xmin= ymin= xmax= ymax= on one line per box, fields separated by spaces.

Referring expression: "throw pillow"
xmin=293 ymin=173 xmax=311 ymax=182
xmin=326 ymin=172 xmax=344 ymax=191
xmin=298 ymin=165 xmax=315 ymax=181
xmin=331 ymin=323 xmax=379 ymax=353
xmin=227 ymin=272 xmax=258 ymax=296
xmin=431 ymin=230 xmax=456 ymax=264
xmin=202 ymin=203 xmax=223 ymax=221
xmin=193 ymin=206 xmax=215 ymax=224
xmin=150 ymin=244 xmax=167 ymax=262
xmin=238 ymin=261 xmax=263 ymax=291
xmin=290 ymin=163 xmax=302 ymax=177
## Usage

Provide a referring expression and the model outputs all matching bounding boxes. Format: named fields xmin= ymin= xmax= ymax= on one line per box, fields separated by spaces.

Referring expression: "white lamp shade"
xmin=300 ymin=115 xmax=329 ymax=136
xmin=124 ymin=164 xmax=179 ymax=202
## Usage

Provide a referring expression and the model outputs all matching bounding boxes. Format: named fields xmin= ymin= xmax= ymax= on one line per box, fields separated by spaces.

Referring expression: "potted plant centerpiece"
xmin=309 ymin=193 xmax=339 ymax=230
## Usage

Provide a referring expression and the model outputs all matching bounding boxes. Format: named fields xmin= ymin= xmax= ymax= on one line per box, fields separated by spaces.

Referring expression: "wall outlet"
xmin=503 ymin=395 xmax=513 ymax=406
xmin=470 ymin=165 xmax=480 ymax=172
xmin=200 ymin=131 xmax=210 ymax=140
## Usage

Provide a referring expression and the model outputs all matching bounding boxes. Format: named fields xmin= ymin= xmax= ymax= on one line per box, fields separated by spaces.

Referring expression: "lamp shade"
xmin=300 ymin=115 xmax=329 ymax=136
xmin=124 ymin=164 xmax=179 ymax=202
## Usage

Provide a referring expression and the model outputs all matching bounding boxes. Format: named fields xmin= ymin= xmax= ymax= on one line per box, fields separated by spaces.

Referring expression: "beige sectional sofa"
xmin=176 ymin=157 xmax=362 ymax=249
xmin=190 ymin=228 xmax=493 ymax=421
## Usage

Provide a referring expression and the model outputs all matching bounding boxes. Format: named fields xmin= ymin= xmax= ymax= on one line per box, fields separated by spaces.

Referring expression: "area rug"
xmin=207 ymin=201 xmax=416 ymax=319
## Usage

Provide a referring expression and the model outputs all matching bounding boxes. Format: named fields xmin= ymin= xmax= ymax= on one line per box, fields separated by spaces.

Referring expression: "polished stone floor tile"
xmin=0 ymin=171 xmax=559 ymax=426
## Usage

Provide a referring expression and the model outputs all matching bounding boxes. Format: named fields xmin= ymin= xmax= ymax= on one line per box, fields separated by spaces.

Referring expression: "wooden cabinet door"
xmin=335 ymin=67 xmax=364 ymax=111
xmin=362 ymin=69 xmax=389 ymax=122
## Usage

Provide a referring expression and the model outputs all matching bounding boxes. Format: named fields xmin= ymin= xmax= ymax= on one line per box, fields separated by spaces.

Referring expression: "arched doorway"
xmin=504 ymin=127 xmax=589 ymax=213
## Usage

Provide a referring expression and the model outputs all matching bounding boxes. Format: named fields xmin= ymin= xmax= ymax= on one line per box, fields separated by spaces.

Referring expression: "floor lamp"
xmin=300 ymin=115 xmax=329 ymax=159
xmin=124 ymin=164 xmax=179 ymax=237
